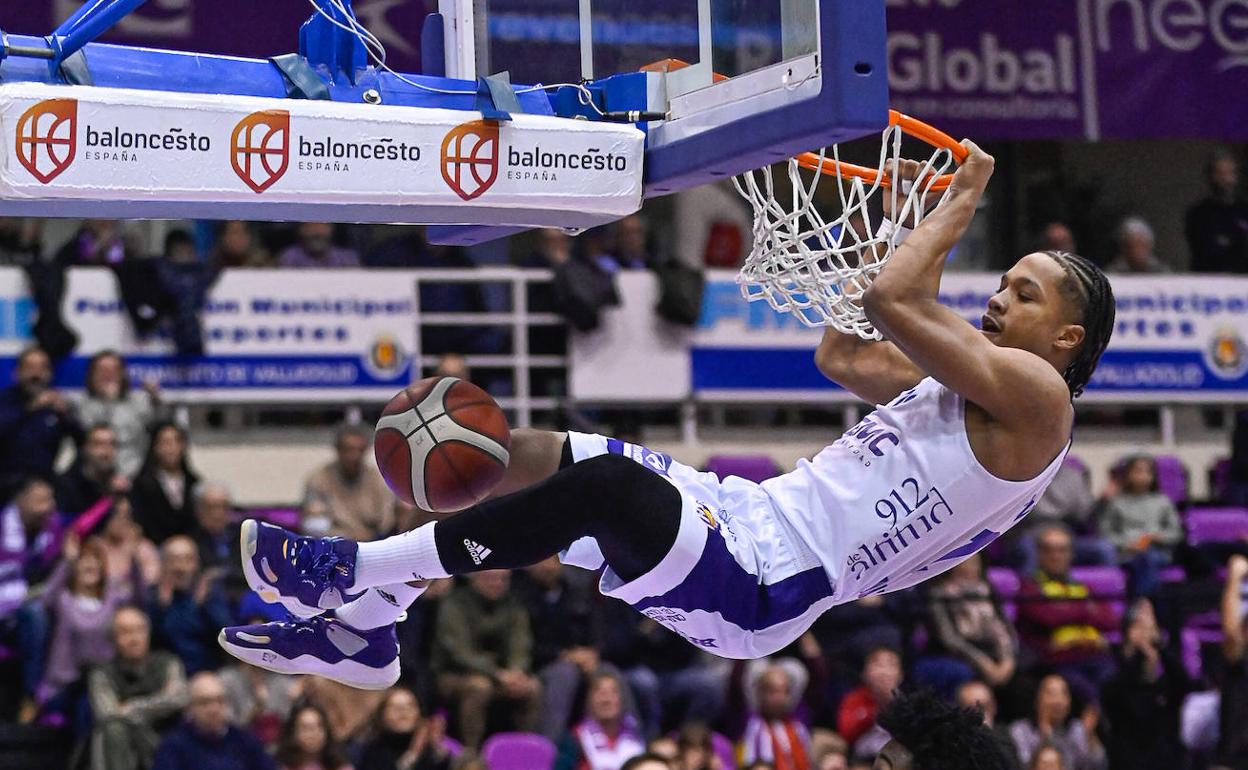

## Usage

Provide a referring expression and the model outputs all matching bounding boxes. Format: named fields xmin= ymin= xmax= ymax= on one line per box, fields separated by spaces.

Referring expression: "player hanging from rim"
xmin=219 ymin=141 xmax=1115 ymax=693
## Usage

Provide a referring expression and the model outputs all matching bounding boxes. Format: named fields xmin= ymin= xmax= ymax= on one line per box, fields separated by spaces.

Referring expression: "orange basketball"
xmin=374 ymin=377 xmax=511 ymax=512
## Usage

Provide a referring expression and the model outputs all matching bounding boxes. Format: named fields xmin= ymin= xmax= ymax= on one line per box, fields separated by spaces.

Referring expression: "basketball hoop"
xmin=733 ymin=111 xmax=969 ymax=339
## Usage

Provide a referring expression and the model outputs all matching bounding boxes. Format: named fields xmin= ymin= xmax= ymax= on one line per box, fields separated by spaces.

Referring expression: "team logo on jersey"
xmin=15 ymin=99 xmax=78 ymax=184
xmin=697 ymin=503 xmax=719 ymax=530
xmin=231 ymin=110 xmax=290 ymax=193
xmin=441 ymin=120 xmax=499 ymax=201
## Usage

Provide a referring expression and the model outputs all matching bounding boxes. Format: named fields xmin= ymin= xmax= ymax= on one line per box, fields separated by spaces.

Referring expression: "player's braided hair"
xmin=1044 ymin=250 xmax=1115 ymax=399
xmin=876 ymin=689 xmax=1014 ymax=770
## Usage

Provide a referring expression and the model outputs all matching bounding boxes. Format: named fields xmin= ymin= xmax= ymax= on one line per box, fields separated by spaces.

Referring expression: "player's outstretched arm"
xmin=861 ymin=142 xmax=1069 ymax=427
xmin=814 ymin=329 xmax=923 ymax=406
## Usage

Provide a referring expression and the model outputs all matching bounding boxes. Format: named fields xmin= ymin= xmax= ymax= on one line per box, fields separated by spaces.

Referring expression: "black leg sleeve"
xmin=432 ymin=453 xmax=682 ymax=583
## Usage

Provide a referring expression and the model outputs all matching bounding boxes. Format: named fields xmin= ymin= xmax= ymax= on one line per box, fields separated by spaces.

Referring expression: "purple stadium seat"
xmin=712 ymin=732 xmax=738 ymax=770
xmin=248 ymin=507 xmax=301 ymax=531
xmin=481 ymin=733 xmax=556 ymax=770
xmin=1212 ymin=458 xmax=1232 ymax=502
xmin=1153 ymin=455 xmax=1188 ymax=505
xmin=1185 ymin=507 xmax=1248 ymax=546
xmin=987 ymin=567 xmax=1021 ymax=623
xmin=1069 ymin=565 xmax=1128 ymax=618
xmin=704 ymin=455 xmax=782 ymax=484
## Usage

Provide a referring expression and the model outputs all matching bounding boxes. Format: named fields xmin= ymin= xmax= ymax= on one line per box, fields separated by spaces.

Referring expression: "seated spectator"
xmin=275 ymin=702 xmax=353 ymax=770
xmin=1008 ymin=674 xmax=1106 ymax=770
xmin=356 ymin=685 xmax=451 ymax=770
xmin=302 ymin=425 xmax=397 ymax=541
xmin=513 ymin=556 xmax=627 ymax=740
xmin=152 ymin=671 xmax=275 ymax=770
xmin=56 ymin=423 xmax=128 ymax=519
xmin=0 ymin=477 xmax=63 ymax=613
xmin=610 ymin=215 xmax=655 ymax=271
xmin=131 ymin=422 xmax=201 ymax=544
xmin=219 ymin=656 xmax=300 ymax=751
xmin=622 ymin=756 xmax=672 ymax=770
xmin=73 ymin=350 xmax=167 ymax=478
xmin=278 ymin=222 xmax=360 ymax=269
xmin=37 ymin=533 xmax=146 ymax=719
xmin=54 ymin=219 xmax=138 ymax=266
xmin=738 ymin=661 xmax=813 ymax=769
xmin=916 ymin=552 xmax=1017 ymax=696
xmin=147 ymin=535 xmax=231 ymax=674
xmin=362 ymin=225 xmax=430 ymax=269
xmin=1016 ymin=525 xmax=1117 ymax=697
xmin=1097 ymin=455 xmax=1182 ymax=597
xmin=211 ymin=221 xmax=271 ymax=268
xmin=1106 ymin=217 xmax=1169 ymax=273
xmin=432 ymin=569 xmax=541 ymax=749
xmin=814 ymin=742 xmax=848 ymax=770
xmin=86 ymin=606 xmax=189 ymax=770
xmin=300 ymin=677 xmax=387 ymax=747
xmin=96 ymin=495 xmax=161 ymax=594
xmin=810 ymin=594 xmax=903 ymax=716
xmin=672 ymin=723 xmax=722 ymax=770
xmin=600 ymin=597 xmax=726 ymax=740
xmin=835 ymin=645 xmax=902 ymax=758
xmin=1216 ymin=554 xmax=1248 ymax=770
xmin=1185 ymin=150 xmax=1247 ymax=274
xmin=1029 ymin=744 xmax=1067 ymax=770
xmin=1101 ymin=597 xmax=1190 ymax=770
xmin=190 ymin=481 xmax=245 ymax=602
xmin=955 ymin=679 xmax=1021 ymax=768
xmin=556 ymin=671 xmax=646 ymax=770
xmin=0 ymin=346 xmax=81 ymax=502
xmin=1040 ymin=222 xmax=1077 ymax=254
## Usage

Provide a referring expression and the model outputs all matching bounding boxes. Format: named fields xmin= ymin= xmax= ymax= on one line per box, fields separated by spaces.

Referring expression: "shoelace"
xmin=291 ymin=538 xmax=351 ymax=586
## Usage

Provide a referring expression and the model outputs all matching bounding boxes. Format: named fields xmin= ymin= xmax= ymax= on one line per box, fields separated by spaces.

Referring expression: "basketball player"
xmin=219 ymin=141 xmax=1116 ymax=690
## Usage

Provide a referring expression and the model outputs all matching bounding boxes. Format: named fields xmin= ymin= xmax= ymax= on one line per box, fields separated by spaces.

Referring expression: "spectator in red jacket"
xmin=835 ymin=645 xmax=902 ymax=757
xmin=1017 ymin=525 xmax=1118 ymax=700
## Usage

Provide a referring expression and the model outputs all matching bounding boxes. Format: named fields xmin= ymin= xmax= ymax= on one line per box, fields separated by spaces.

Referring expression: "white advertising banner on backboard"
xmin=0 ymin=82 xmax=643 ymax=218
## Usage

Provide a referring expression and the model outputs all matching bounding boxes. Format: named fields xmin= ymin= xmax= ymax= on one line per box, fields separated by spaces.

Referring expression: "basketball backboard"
xmin=441 ymin=0 xmax=889 ymax=196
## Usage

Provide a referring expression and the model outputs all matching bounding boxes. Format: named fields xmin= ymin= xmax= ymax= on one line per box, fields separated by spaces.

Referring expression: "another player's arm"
xmin=814 ymin=329 xmax=924 ymax=405
xmin=861 ymin=142 xmax=1070 ymax=426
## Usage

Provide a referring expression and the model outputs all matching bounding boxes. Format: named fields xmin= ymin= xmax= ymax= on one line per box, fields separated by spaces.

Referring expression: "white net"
xmin=733 ymin=123 xmax=958 ymax=339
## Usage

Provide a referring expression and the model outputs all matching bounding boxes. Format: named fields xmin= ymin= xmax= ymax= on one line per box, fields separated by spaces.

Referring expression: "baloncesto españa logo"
xmin=231 ymin=110 xmax=291 ymax=193
xmin=441 ymin=120 xmax=499 ymax=201
xmin=15 ymin=99 xmax=78 ymax=184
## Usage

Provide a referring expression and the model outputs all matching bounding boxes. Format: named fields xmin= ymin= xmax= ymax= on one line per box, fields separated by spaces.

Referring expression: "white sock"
xmin=351 ymin=524 xmax=448 ymax=589
xmin=336 ymin=581 xmax=426 ymax=630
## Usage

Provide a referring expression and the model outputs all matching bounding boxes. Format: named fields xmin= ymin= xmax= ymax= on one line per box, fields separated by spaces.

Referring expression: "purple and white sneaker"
xmin=240 ymin=519 xmax=361 ymax=618
xmin=219 ymin=615 xmax=400 ymax=690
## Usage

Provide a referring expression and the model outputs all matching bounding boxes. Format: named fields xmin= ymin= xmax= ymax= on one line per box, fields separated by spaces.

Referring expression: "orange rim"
xmin=795 ymin=111 xmax=967 ymax=191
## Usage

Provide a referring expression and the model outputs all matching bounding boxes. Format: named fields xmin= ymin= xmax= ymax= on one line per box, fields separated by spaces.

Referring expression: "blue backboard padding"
xmin=644 ymin=0 xmax=888 ymax=196
xmin=0 ymin=34 xmax=555 ymax=116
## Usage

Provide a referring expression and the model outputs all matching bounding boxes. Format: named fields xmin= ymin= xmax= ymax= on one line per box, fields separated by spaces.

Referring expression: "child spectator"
xmin=38 ymin=534 xmax=146 ymax=721
xmin=97 ymin=496 xmax=161 ymax=593
xmin=835 ymin=646 xmax=902 ymax=758
xmin=672 ymin=723 xmax=722 ymax=770
xmin=1097 ymin=455 xmax=1182 ymax=597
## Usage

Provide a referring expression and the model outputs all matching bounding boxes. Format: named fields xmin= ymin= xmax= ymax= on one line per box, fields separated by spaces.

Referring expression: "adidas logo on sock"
xmin=463 ymin=538 xmax=493 ymax=565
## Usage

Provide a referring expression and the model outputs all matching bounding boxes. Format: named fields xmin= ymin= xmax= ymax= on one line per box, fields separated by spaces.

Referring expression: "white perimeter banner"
xmin=693 ymin=271 xmax=1248 ymax=402
xmin=0 ymin=83 xmax=642 ymax=220
xmin=0 ymin=267 xmax=418 ymax=402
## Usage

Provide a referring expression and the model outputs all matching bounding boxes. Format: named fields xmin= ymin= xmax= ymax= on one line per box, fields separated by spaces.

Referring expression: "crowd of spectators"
xmin=0 ymin=339 xmax=1246 ymax=770
xmin=0 ymin=152 xmax=1242 ymax=770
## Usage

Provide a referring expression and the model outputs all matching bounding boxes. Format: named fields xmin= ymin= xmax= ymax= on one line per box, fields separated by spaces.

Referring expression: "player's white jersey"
xmin=564 ymin=376 xmax=1066 ymax=659
xmin=763 ymin=376 xmax=1068 ymax=603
